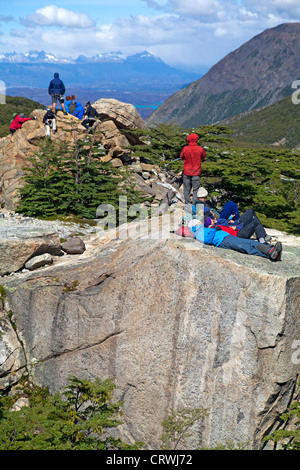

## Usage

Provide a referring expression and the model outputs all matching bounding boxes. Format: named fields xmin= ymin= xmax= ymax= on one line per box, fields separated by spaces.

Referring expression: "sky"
xmin=0 ymin=0 xmax=300 ymax=73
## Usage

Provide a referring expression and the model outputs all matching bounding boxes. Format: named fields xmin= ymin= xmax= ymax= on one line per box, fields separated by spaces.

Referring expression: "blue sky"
xmin=1 ymin=0 xmax=300 ymax=72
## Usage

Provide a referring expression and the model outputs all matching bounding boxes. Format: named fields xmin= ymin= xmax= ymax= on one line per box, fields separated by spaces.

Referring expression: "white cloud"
xmin=23 ymin=5 xmax=95 ymax=29
xmin=1 ymin=0 xmax=299 ymax=72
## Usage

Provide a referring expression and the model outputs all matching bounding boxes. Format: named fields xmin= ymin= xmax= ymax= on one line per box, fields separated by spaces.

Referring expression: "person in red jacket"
xmin=10 ymin=113 xmax=34 ymax=134
xmin=180 ymin=133 xmax=206 ymax=205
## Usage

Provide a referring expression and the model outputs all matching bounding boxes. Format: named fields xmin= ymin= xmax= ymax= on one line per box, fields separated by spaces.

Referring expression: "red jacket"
xmin=180 ymin=133 xmax=206 ymax=176
xmin=10 ymin=115 xmax=32 ymax=130
xmin=215 ymin=225 xmax=238 ymax=236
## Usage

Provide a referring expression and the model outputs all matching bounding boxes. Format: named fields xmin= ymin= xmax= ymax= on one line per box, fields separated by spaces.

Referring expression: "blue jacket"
xmin=48 ymin=73 xmax=65 ymax=95
xmin=65 ymin=100 xmax=71 ymax=113
xmin=73 ymin=101 xmax=85 ymax=119
xmin=192 ymin=226 xmax=229 ymax=246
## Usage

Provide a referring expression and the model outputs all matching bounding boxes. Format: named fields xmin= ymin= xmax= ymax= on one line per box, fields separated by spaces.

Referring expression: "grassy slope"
xmin=0 ymin=95 xmax=45 ymax=137
xmin=220 ymin=95 xmax=300 ymax=149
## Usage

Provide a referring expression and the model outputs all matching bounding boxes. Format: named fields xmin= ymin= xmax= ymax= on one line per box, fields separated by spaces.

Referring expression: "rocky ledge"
xmin=0 ymin=209 xmax=299 ymax=449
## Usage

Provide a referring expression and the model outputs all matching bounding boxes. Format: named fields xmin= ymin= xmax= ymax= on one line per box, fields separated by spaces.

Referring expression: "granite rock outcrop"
xmin=0 ymin=99 xmax=148 ymax=210
xmin=0 ymin=211 xmax=299 ymax=450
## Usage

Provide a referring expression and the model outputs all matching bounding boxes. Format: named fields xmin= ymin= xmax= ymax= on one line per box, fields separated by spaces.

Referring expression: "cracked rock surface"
xmin=0 ymin=211 xmax=299 ymax=449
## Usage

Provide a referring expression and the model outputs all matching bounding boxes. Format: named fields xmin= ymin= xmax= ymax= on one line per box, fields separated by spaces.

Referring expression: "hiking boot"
xmin=268 ymin=242 xmax=282 ymax=261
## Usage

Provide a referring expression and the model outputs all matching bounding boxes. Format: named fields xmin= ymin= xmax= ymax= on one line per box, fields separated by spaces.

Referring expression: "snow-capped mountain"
xmin=1 ymin=49 xmax=201 ymax=120
xmin=0 ymin=50 xmax=159 ymax=64
xmin=0 ymin=50 xmax=73 ymax=64
xmin=0 ymin=48 xmax=200 ymax=91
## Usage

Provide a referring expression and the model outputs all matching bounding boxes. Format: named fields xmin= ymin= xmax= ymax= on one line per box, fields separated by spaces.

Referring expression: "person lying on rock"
xmin=194 ymin=187 xmax=271 ymax=244
xmin=204 ymin=209 xmax=271 ymax=244
xmin=190 ymin=220 xmax=282 ymax=261
xmin=43 ymin=108 xmax=57 ymax=137
xmin=9 ymin=113 xmax=36 ymax=134
xmin=81 ymin=102 xmax=101 ymax=134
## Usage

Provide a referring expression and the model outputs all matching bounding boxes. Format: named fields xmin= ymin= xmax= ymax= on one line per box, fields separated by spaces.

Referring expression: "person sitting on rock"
xmin=190 ymin=220 xmax=282 ymax=261
xmin=72 ymin=101 xmax=85 ymax=120
xmin=43 ymin=108 xmax=57 ymax=137
xmin=81 ymin=101 xmax=101 ymax=134
xmin=9 ymin=113 xmax=36 ymax=134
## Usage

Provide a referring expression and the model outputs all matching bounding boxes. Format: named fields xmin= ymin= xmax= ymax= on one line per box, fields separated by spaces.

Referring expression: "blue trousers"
xmin=219 ymin=235 xmax=267 ymax=258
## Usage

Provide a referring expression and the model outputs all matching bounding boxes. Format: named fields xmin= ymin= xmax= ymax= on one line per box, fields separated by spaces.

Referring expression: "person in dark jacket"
xmin=81 ymin=102 xmax=101 ymax=133
xmin=9 ymin=113 xmax=35 ymax=134
xmin=205 ymin=209 xmax=270 ymax=243
xmin=48 ymin=73 xmax=67 ymax=115
xmin=43 ymin=108 xmax=57 ymax=137
xmin=180 ymin=134 xmax=206 ymax=206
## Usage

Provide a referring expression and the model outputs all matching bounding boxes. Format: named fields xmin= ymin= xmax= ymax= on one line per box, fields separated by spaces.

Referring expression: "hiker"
xmin=72 ymin=101 xmax=85 ymax=119
xmin=194 ymin=188 xmax=240 ymax=220
xmin=9 ymin=113 xmax=35 ymax=134
xmin=43 ymin=108 xmax=57 ymax=137
xmin=180 ymin=133 xmax=206 ymax=207
xmin=205 ymin=209 xmax=271 ymax=244
xmin=191 ymin=221 xmax=282 ymax=261
xmin=81 ymin=102 xmax=101 ymax=133
xmin=48 ymin=73 xmax=67 ymax=115
xmin=65 ymin=100 xmax=71 ymax=114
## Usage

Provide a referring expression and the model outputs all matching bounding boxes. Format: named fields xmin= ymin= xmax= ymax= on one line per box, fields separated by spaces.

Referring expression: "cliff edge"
xmin=0 ymin=210 xmax=299 ymax=449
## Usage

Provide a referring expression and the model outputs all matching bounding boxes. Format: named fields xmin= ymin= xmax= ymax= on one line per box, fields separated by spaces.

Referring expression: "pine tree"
xmin=17 ymin=134 xmax=147 ymax=222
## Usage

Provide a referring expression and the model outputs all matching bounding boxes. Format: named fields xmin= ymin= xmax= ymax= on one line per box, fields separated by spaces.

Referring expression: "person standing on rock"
xmin=48 ymin=73 xmax=68 ymax=115
xmin=9 ymin=113 xmax=36 ymax=134
xmin=180 ymin=133 xmax=206 ymax=208
xmin=43 ymin=108 xmax=57 ymax=137
xmin=81 ymin=102 xmax=101 ymax=134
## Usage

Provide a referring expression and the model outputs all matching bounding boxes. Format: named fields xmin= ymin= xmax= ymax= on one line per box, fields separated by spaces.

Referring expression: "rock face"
xmin=0 ymin=212 xmax=299 ymax=450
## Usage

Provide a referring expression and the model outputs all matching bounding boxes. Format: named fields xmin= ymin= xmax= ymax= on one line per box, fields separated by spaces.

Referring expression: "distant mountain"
xmin=220 ymin=94 xmax=300 ymax=149
xmin=0 ymin=50 xmax=199 ymax=90
xmin=0 ymin=50 xmax=73 ymax=64
xmin=1 ymin=50 xmax=201 ymax=119
xmin=146 ymin=23 xmax=300 ymax=128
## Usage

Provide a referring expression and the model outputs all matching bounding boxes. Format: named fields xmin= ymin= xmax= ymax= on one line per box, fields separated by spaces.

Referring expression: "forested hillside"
xmin=220 ymin=95 xmax=300 ymax=149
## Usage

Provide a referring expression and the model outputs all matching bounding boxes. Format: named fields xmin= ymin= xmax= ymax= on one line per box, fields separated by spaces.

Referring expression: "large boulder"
xmin=0 ymin=226 xmax=61 ymax=276
xmin=0 ymin=211 xmax=299 ymax=450
xmin=93 ymin=98 xmax=147 ymax=132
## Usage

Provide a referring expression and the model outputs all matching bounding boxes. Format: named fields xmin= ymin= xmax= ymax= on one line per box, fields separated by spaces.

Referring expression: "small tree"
xmin=17 ymin=135 xmax=147 ymax=221
xmin=160 ymin=407 xmax=208 ymax=450
xmin=0 ymin=376 xmax=143 ymax=450
xmin=264 ymin=398 xmax=300 ymax=450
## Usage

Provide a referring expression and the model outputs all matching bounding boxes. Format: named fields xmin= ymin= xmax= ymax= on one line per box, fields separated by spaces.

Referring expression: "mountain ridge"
xmin=146 ymin=23 xmax=300 ymax=128
xmin=1 ymin=50 xmax=201 ymax=119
